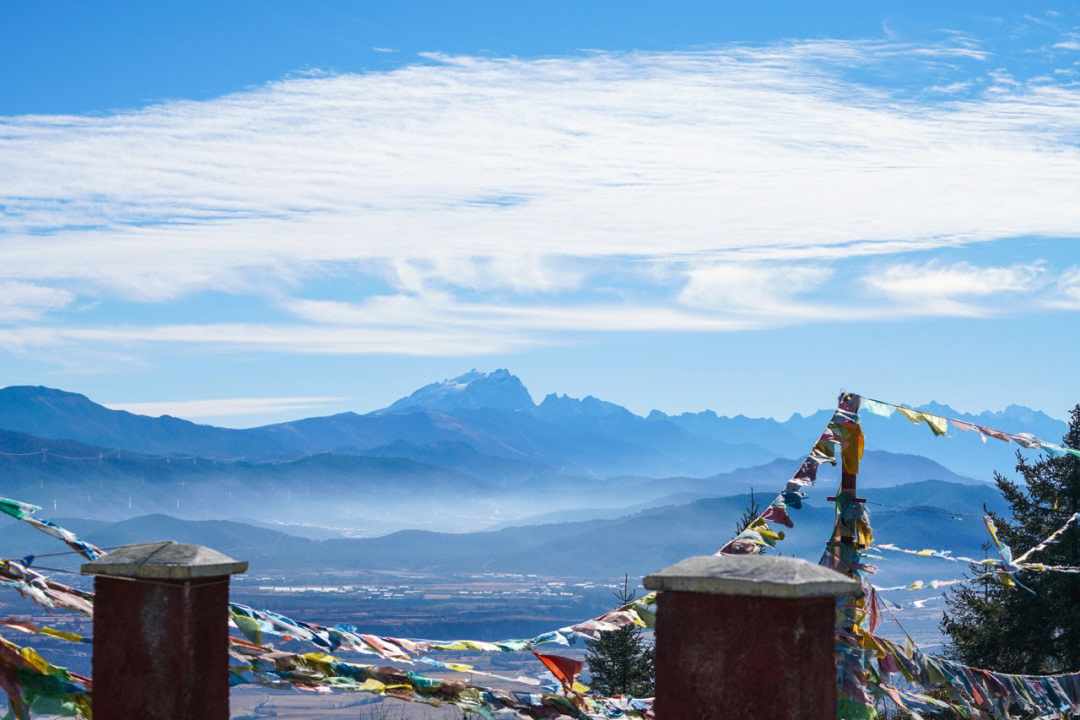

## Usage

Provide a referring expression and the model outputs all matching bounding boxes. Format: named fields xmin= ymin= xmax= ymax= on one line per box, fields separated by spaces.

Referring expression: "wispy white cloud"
xmin=0 ymin=281 xmax=75 ymax=322
xmin=863 ymin=261 xmax=1049 ymax=317
xmin=926 ymin=81 xmax=974 ymax=94
xmin=866 ymin=261 xmax=1045 ymax=298
xmin=105 ymin=396 xmax=347 ymax=419
xmin=1 ymin=41 xmax=1079 ymax=359
xmin=678 ymin=264 xmax=832 ymax=315
xmin=4 ymin=45 xmax=1080 ymax=295
xmin=0 ymin=322 xmax=540 ymax=356
xmin=389 ymin=255 xmax=587 ymax=294
xmin=0 ymin=265 xmax=1071 ymax=357
xmin=283 ymin=294 xmax=760 ymax=334
xmin=1045 ymin=266 xmax=1080 ymax=310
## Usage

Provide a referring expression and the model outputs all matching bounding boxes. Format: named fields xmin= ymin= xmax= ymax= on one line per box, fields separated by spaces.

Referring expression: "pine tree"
xmin=584 ymin=576 xmax=655 ymax=697
xmin=733 ymin=487 xmax=766 ymax=553
xmin=941 ymin=404 xmax=1080 ymax=674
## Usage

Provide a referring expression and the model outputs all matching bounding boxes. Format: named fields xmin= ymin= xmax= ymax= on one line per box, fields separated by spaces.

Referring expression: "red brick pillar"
xmin=644 ymin=554 xmax=857 ymax=720
xmin=82 ymin=541 xmax=247 ymax=720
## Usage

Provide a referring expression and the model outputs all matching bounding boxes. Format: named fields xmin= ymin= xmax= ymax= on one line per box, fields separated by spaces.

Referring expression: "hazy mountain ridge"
xmin=496 ymin=464 xmax=986 ymax=529
xmin=0 ymin=370 xmax=1067 ymax=482
xmin=0 ymin=377 xmax=775 ymax=478
xmin=0 ymin=386 xmax=284 ymax=459
xmin=0 ymin=479 xmax=1004 ymax=583
xmin=0 ymin=424 xmax=978 ymax=537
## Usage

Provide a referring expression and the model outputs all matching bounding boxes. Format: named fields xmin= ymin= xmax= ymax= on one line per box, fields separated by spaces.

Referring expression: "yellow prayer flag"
xmin=921 ymin=413 xmax=948 ymax=436
xmin=445 ymin=662 xmax=474 ymax=673
xmin=358 ymin=678 xmax=387 ymax=693
xmin=18 ymin=646 xmax=58 ymax=674
xmin=856 ymin=520 xmax=874 ymax=548
xmin=897 ymin=406 xmax=922 ymax=424
xmin=757 ymin=526 xmax=784 ymax=542
xmin=302 ymin=652 xmax=337 ymax=663
xmin=859 ymin=630 xmax=889 ymax=659
xmin=39 ymin=626 xmax=84 ymax=643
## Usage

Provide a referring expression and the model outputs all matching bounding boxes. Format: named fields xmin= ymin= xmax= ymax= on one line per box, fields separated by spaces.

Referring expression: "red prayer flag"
xmin=866 ymin=585 xmax=881 ymax=634
xmin=532 ymin=651 xmax=583 ymax=690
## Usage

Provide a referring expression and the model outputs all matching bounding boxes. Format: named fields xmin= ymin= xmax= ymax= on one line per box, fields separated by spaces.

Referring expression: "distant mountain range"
xmin=0 ymin=369 xmax=1064 ymax=538
xmin=0 ymin=423 xmax=978 ymax=534
xmin=0 ymin=378 xmax=773 ymax=478
xmin=0 ymin=370 xmax=1067 ymax=482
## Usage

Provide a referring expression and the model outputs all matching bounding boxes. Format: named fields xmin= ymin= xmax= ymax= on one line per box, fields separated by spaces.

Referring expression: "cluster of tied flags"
xmin=815 ymin=400 xmax=1080 ymax=720
xmin=226 ymin=636 xmax=651 ymax=718
xmin=0 ymin=634 xmax=91 ymax=720
xmin=0 ymin=507 xmax=97 ymax=719
xmin=869 ymin=634 xmax=1080 ymax=719
xmin=717 ymin=392 xmax=1080 ymax=561
xmin=0 ymin=558 xmax=93 ymax=617
xmin=838 ymin=507 xmax=1080 ymax=719
xmin=710 ymin=393 xmax=1080 ymax=720
xmin=226 ymin=591 xmax=657 ymax=702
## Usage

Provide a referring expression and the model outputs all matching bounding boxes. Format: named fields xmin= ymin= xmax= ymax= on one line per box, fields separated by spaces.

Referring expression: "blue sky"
xmin=2 ymin=1 xmax=1080 ymax=425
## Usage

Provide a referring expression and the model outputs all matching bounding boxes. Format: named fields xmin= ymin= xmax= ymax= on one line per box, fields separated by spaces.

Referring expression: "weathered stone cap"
xmin=82 ymin=541 xmax=248 ymax=580
xmin=644 ymin=555 xmax=858 ymax=598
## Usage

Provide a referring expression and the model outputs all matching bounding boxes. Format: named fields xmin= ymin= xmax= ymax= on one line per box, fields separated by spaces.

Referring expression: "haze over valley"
xmin=1 ymin=369 xmax=1061 ymax=534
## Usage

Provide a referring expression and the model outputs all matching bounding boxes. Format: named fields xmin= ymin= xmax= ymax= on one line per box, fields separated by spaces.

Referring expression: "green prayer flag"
xmin=837 ymin=698 xmax=878 ymax=720
xmin=0 ymin=497 xmax=40 ymax=520
xmin=1042 ymin=443 xmax=1067 ymax=458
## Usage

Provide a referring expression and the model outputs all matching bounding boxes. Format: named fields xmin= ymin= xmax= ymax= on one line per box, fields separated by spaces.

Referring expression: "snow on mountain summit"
xmin=383 ymin=369 xmax=536 ymax=413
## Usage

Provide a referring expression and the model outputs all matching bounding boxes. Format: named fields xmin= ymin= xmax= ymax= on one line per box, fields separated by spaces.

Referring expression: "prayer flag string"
xmin=862 ymin=397 xmax=1080 ymax=459
xmin=716 ymin=395 xmax=854 ymax=556
xmin=0 ymin=497 xmax=103 ymax=561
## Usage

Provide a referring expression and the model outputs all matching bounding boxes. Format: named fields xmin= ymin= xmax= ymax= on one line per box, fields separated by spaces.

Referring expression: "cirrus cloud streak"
xmin=1 ymin=41 xmax=1079 ymax=358
xmin=105 ymin=396 xmax=348 ymax=419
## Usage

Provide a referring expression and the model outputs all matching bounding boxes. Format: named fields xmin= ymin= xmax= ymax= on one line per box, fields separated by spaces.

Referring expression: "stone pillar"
xmin=82 ymin=541 xmax=248 ymax=720
xmin=643 ymin=554 xmax=857 ymax=720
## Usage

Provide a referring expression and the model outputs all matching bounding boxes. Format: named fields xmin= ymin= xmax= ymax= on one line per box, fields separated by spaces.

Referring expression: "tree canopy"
xmin=941 ymin=404 xmax=1080 ymax=674
xmin=584 ymin=576 xmax=654 ymax=698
